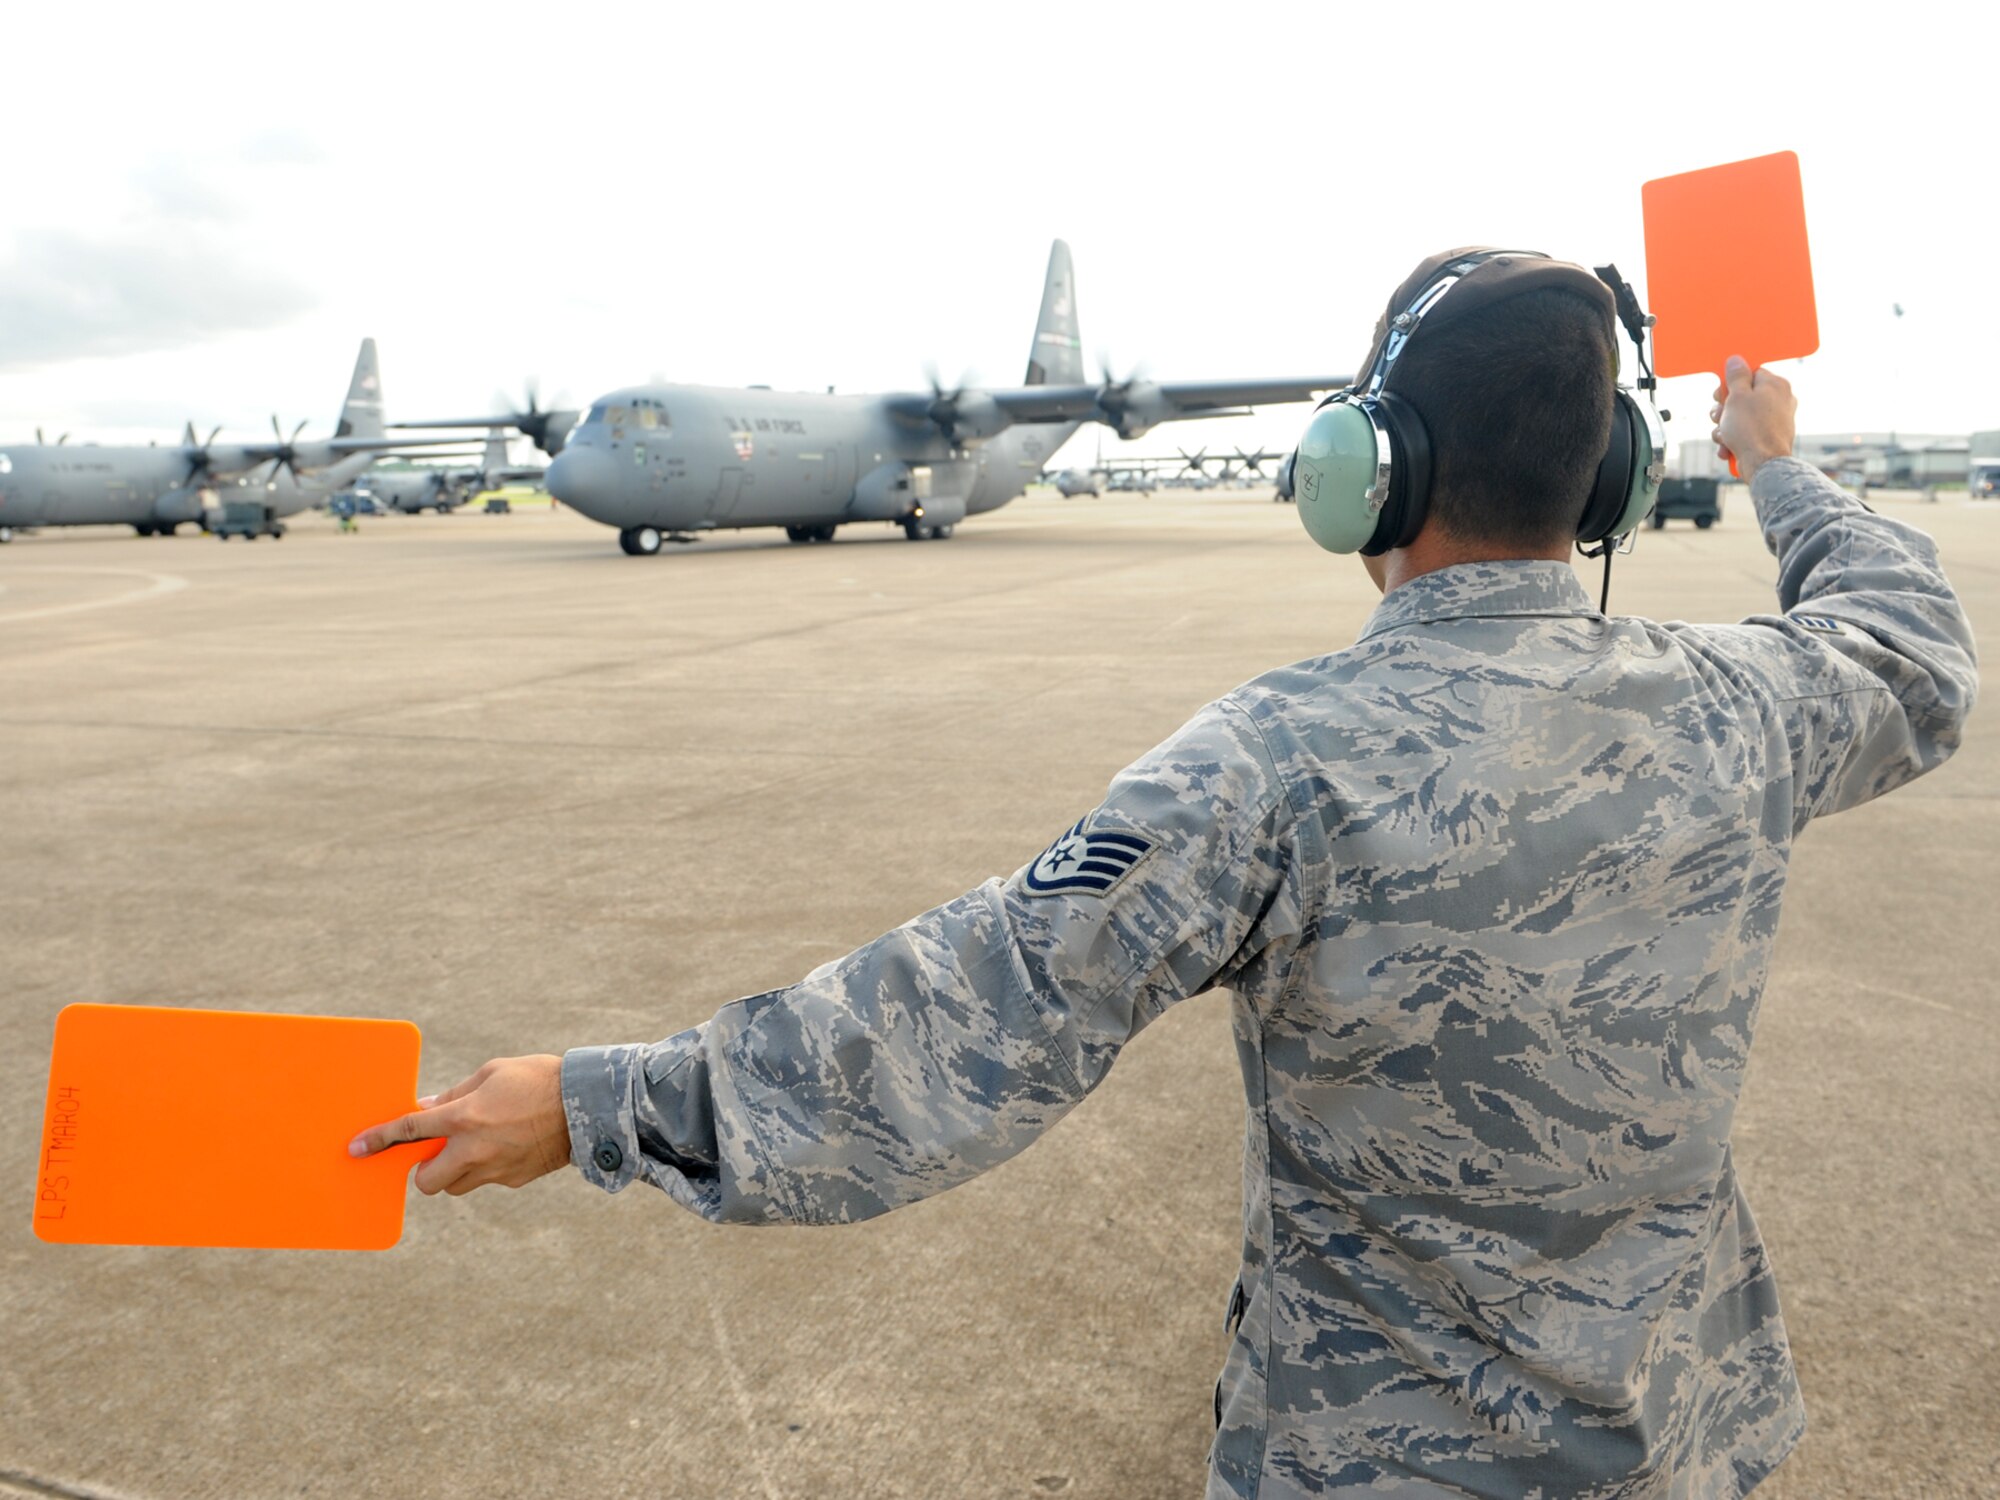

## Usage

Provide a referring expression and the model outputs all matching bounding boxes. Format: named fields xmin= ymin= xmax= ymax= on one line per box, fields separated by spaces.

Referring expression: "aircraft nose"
xmin=547 ymin=446 xmax=620 ymax=510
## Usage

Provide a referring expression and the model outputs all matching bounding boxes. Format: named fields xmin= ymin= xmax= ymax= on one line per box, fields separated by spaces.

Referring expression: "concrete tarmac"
xmin=2 ymin=492 xmax=1994 ymax=1499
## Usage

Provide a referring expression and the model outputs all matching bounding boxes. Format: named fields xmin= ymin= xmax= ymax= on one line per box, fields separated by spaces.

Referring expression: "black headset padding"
xmin=1576 ymin=392 xmax=1636 ymax=545
xmin=1362 ymin=390 xmax=1433 ymax=557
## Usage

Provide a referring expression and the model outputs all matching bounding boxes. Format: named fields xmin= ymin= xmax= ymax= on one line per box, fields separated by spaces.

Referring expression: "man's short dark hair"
xmin=1381 ymin=288 xmax=1618 ymax=551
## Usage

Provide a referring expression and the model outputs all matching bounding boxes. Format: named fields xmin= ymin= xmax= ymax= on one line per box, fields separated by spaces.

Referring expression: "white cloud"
xmin=0 ymin=227 xmax=316 ymax=371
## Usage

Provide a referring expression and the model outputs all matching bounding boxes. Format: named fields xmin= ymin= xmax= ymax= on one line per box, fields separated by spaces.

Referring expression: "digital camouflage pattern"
xmin=564 ymin=457 xmax=1976 ymax=1496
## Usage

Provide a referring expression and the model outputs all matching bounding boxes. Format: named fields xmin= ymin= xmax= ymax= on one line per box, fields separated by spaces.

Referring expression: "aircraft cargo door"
xmin=710 ymin=468 xmax=744 ymax=522
xmin=820 ymin=442 xmax=852 ymax=499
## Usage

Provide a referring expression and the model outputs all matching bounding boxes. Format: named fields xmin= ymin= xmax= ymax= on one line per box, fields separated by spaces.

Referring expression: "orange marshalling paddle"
xmin=1642 ymin=150 xmax=1820 ymax=476
xmin=33 ymin=1004 xmax=443 ymax=1251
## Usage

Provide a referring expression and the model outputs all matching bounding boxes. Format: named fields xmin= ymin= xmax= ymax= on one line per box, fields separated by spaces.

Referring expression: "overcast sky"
xmin=3 ymin=2 xmax=1994 ymax=471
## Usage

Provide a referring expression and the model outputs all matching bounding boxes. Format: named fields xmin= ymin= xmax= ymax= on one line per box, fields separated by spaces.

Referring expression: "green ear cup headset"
xmin=1291 ymin=250 xmax=1667 ymax=586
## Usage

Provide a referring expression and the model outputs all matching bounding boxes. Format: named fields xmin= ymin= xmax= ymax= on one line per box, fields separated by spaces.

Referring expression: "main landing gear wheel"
xmin=786 ymin=525 xmax=839 ymax=543
xmin=619 ymin=526 xmax=663 ymax=556
xmin=0 ymin=527 xmax=12 ymax=544
xmin=902 ymin=519 xmax=954 ymax=541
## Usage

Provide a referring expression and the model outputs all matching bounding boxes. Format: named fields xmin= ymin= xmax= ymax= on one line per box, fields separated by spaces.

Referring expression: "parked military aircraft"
xmin=347 ymin=430 xmax=543 ymax=515
xmin=482 ymin=241 xmax=1343 ymax=555
xmin=0 ymin=341 xmax=473 ymax=543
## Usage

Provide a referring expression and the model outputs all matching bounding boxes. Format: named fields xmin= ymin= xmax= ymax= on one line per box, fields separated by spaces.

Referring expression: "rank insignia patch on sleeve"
xmin=1023 ymin=818 xmax=1155 ymax=897
xmin=1791 ymin=613 xmax=1849 ymax=636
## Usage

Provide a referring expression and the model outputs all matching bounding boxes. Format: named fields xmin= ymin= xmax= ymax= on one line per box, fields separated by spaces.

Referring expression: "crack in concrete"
xmin=0 ymin=1468 xmax=137 ymax=1500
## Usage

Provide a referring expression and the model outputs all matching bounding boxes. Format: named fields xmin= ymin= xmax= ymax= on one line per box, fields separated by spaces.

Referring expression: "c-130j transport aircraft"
xmin=411 ymin=242 xmax=1343 ymax=555
xmin=0 ymin=341 xmax=478 ymax=543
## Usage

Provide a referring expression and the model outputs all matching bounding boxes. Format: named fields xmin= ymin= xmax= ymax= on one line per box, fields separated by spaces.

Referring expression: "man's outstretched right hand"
xmin=1710 ymin=354 xmax=1798 ymax=484
xmin=349 ymin=1054 xmax=571 ymax=1197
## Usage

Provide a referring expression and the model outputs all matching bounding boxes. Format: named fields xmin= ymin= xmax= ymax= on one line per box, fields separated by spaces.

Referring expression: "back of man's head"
xmin=1370 ymin=269 xmax=1619 ymax=553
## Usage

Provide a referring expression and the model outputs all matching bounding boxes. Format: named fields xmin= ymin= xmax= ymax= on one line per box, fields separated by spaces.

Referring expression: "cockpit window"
xmin=586 ymin=399 xmax=668 ymax=433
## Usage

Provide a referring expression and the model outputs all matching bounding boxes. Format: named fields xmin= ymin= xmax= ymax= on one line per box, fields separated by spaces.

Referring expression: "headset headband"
xmin=1363 ymin=250 xmax=1552 ymax=398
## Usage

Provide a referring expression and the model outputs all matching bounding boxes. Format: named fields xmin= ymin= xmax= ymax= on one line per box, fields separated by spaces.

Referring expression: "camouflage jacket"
xmin=564 ymin=458 xmax=1976 ymax=1497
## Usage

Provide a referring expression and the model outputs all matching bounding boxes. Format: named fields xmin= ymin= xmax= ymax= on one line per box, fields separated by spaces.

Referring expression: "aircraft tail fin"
xmin=335 ymin=338 xmax=384 ymax=440
xmin=1024 ymin=239 xmax=1084 ymax=387
xmin=480 ymin=427 xmax=509 ymax=476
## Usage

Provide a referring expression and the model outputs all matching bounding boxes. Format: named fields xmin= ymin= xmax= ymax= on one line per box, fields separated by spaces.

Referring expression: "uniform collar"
xmin=1355 ymin=559 xmax=1598 ymax=642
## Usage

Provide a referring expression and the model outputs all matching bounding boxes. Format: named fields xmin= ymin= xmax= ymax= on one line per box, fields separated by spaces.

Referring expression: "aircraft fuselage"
xmin=0 ymin=445 xmax=215 ymax=532
xmin=545 ymin=385 xmax=1076 ymax=541
xmin=0 ymin=445 xmax=378 ymax=538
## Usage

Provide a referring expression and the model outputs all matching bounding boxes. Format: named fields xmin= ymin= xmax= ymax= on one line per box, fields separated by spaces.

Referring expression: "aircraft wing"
xmin=231 ymin=435 xmax=485 ymax=463
xmin=327 ymin=436 xmax=491 ymax=454
xmin=1001 ymin=376 xmax=1345 ymax=421
xmin=889 ymin=375 xmax=1347 ymax=442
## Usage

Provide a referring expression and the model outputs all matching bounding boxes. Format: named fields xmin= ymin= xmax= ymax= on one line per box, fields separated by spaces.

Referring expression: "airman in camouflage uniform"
xmin=351 ymin=289 xmax=1977 ymax=1491
xmin=556 ymin=449 xmax=1975 ymax=1495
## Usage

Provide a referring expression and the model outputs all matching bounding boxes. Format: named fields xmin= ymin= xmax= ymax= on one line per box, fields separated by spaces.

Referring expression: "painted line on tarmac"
xmin=0 ymin=567 xmax=188 ymax=625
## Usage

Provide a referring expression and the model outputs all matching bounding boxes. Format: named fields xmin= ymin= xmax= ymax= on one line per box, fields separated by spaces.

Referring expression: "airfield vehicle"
xmin=483 ymin=496 xmax=512 ymax=514
xmin=212 ymin=501 xmax=287 ymax=540
xmin=1972 ymin=460 xmax=2000 ymax=500
xmin=1050 ymin=468 xmax=1103 ymax=498
xmin=1649 ymin=476 xmax=1722 ymax=529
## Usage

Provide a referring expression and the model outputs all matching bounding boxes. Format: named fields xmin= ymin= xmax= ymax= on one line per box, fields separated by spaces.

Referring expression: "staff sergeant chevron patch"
xmin=1022 ymin=818 xmax=1155 ymax=897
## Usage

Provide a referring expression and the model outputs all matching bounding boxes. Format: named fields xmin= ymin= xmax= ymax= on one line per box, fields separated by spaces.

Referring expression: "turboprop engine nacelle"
xmin=1095 ymin=380 xmax=1174 ymax=441
xmin=926 ymin=390 xmax=1010 ymax=446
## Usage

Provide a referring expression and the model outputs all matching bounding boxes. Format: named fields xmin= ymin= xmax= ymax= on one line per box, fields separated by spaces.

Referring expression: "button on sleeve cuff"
xmin=561 ymin=1044 xmax=646 ymax=1193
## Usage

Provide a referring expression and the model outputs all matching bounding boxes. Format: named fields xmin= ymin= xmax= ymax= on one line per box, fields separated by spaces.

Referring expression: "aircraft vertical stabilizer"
xmin=335 ymin=338 xmax=385 ymax=440
xmin=1024 ymin=240 xmax=1084 ymax=387
xmin=480 ymin=427 xmax=509 ymax=476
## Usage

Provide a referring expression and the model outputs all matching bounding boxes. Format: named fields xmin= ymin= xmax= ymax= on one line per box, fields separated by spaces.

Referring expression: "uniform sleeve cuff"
xmin=561 ymin=1044 xmax=646 ymax=1193
xmin=1749 ymin=455 xmax=1837 ymax=511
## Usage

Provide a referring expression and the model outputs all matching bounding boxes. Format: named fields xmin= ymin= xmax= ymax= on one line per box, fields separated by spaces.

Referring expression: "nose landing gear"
xmin=618 ymin=526 xmax=663 ymax=556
